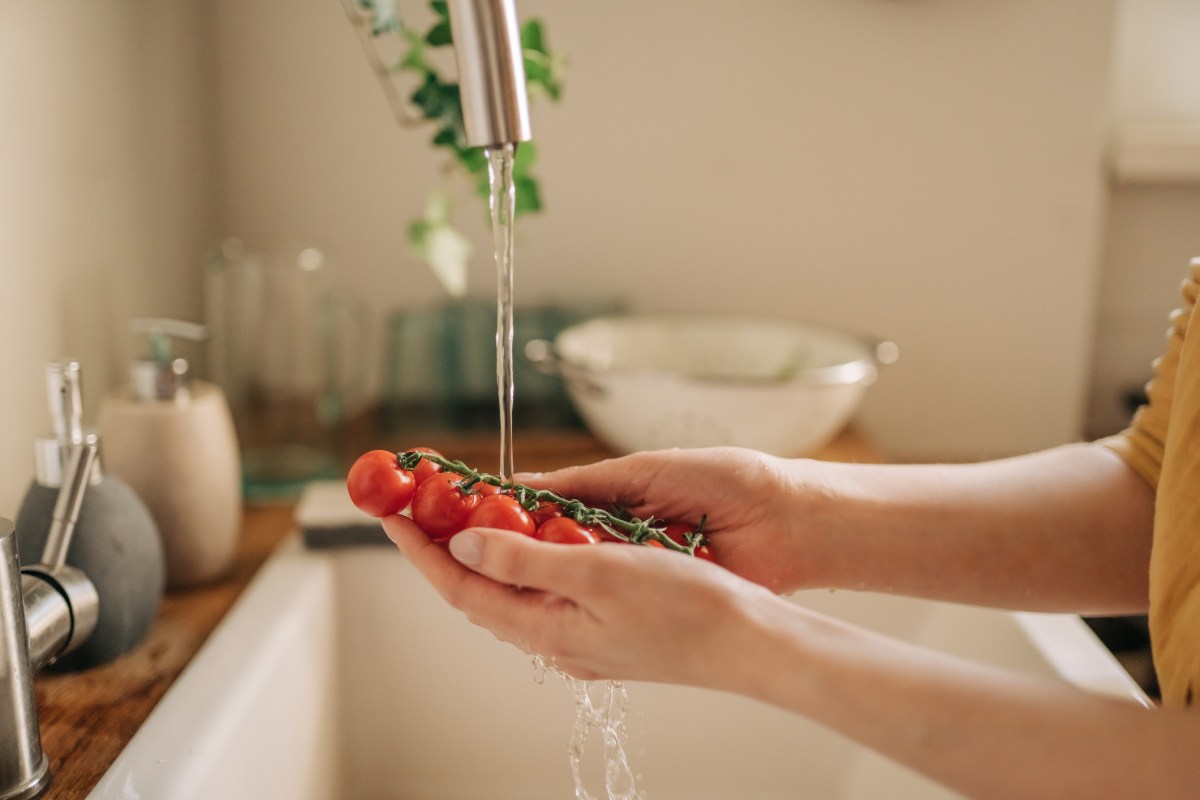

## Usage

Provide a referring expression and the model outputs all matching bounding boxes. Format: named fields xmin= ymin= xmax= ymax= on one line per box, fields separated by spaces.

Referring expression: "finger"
xmin=516 ymin=453 xmax=657 ymax=507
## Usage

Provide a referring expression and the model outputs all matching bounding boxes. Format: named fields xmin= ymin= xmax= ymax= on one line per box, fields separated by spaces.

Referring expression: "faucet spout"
xmin=0 ymin=519 xmax=50 ymax=800
xmin=446 ymin=0 xmax=531 ymax=148
xmin=1 ymin=440 xmax=100 ymax=799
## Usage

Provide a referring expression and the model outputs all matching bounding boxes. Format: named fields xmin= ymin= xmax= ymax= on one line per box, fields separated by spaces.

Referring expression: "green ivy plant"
xmin=350 ymin=0 xmax=565 ymax=296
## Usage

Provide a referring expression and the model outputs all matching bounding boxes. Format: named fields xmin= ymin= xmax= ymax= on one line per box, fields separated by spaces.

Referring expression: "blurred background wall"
xmin=2 ymin=0 xmax=1199 ymax=515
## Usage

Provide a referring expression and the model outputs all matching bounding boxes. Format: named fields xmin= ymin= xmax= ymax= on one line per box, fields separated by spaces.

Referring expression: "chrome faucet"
xmin=446 ymin=0 xmax=532 ymax=148
xmin=1 ymin=443 xmax=100 ymax=800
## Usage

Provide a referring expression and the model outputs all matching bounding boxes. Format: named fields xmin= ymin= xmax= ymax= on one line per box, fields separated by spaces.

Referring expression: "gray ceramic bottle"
xmin=14 ymin=360 xmax=165 ymax=671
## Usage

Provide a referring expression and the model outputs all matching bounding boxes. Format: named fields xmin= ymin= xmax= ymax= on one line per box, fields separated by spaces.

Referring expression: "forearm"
xmin=786 ymin=443 xmax=1155 ymax=613
xmin=722 ymin=594 xmax=1197 ymax=799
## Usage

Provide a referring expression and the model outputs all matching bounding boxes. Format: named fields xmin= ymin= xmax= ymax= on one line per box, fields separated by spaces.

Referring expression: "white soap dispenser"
xmin=99 ymin=318 xmax=242 ymax=589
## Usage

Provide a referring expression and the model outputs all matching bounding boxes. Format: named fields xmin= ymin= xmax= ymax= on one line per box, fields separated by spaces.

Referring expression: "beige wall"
xmin=210 ymin=0 xmax=1116 ymax=460
xmin=0 ymin=2 xmax=214 ymax=515
xmin=3 ymin=1 xmax=1124 ymax=516
xmin=1086 ymin=0 xmax=1200 ymax=437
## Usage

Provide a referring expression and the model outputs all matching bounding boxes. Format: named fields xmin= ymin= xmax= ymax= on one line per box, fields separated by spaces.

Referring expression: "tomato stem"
xmin=397 ymin=450 xmax=706 ymax=555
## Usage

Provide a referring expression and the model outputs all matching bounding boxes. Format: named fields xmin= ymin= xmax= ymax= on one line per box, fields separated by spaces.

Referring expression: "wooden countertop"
xmin=33 ymin=427 xmax=880 ymax=798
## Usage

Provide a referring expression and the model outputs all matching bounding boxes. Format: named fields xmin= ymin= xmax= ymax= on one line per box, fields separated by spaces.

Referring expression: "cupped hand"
xmin=517 ymin=447 xmax=813 ymax=593
xmin=381 ymin=513 xmax=776 ymax=686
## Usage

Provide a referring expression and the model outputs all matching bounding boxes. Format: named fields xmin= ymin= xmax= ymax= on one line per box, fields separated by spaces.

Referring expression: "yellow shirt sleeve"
xmin=1099 ymin=257 xmax=1200 ymax=707
xmin=1097 ymin=263 xmax=1200 ymax=488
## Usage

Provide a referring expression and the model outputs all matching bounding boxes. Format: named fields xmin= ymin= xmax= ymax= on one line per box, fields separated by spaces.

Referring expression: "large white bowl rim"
xmin=554 ymin=313 xmax=883 ymax=387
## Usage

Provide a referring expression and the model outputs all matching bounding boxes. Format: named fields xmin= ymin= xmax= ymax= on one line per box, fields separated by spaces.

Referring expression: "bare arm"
xmin=729 ymin=586 xmax=1195 ymax=800
xmin=789 ymin=443 xmax=1156 ymax=613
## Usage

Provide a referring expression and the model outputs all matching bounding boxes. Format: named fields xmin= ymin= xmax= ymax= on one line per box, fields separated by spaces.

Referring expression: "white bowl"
xmin=528 ymin=313 xmax=897 ymax=457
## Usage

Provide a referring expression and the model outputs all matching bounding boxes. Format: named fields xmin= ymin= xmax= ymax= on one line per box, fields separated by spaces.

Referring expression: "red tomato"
xmin=346 ymin=450 xmax=416 ymax=518
xmin=529 ymin=500 xmax=565 ymax=527
xmin=595 ymin=525 xmax=627 ymax=544
xmin=535 ymin=516 xmax=600 ymax=545
xmin=466 ymin=494 xmax=536 ymax=536
xmin=693 ymin=544 xmax=716 ymax=563
xmin=409 ymin=446 xmax=444 ymax=485
xmin=411 ymin=473 xmax=482 ymax=539
xmin=473 ymin=482 xmax=503 ymax=498
xmin=662 ymin=521 xmax=699 ymax=547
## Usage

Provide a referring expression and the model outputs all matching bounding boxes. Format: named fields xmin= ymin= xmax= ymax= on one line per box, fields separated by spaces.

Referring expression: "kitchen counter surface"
xmin=34 ymin=427 xmax=880 ymax=798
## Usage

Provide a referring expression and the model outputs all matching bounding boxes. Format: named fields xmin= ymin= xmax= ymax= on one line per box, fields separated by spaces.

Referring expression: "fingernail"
xmin=449 ymin=530 xmax=483 ymax=566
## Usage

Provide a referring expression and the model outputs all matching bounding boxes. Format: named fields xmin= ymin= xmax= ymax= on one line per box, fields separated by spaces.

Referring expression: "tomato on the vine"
xmin=662 ymin=521 xmax=700 ymax=547
xmin=411 ymin=473 xmax=482 ymax=540
xmin=346 ymin=450 xmax=416 ymax=518
xmin=529 ymin=500 xmax=565 ymax=527
xmin=409 ymin=446 xmax=444 ymax=485
xmin=535 ymin=516 xmax=600 ymax=545
xmin=466 ymin=494 xmax=536 ymax=536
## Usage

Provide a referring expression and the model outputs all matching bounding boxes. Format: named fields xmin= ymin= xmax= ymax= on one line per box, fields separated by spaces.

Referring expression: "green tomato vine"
xmin=398 ymin=449 xmax=710 ymax=555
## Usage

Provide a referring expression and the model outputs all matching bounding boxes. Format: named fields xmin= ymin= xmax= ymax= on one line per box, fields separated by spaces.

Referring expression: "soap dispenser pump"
xmin=99 ymin=318 xmax=242 ymax=589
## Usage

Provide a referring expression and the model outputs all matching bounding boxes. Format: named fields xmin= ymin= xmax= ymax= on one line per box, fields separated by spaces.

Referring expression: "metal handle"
xmin=41 ymin=443 xmax=98 ymax=573
xmin=524 ymin=339 xmax=605 ymax=396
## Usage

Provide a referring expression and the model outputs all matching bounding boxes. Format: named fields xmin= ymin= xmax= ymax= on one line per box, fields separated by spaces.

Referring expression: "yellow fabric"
xmin=1100 ymin=257 xmax=1200 ymax=707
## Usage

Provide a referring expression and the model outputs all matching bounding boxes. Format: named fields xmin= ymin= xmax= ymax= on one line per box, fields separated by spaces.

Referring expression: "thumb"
xmin=449 ymin=528 xmax=591 ymax=594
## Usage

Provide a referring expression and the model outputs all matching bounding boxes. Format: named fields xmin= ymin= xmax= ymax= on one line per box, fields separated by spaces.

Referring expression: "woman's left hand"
xmin=382 ymin=514 xmax=773 ymax=686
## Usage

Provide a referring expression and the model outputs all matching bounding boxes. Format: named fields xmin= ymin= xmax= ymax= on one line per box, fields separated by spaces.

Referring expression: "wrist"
xmin=772 ymin=457 xmax=853 ymax=592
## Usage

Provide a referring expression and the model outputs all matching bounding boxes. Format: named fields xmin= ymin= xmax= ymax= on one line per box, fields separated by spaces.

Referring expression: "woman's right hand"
xmin=518 ymin=447 xmax=819 ymax=593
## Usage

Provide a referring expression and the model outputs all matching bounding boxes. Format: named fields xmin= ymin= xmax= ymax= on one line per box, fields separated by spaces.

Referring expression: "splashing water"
xmin=533 ymin=656 xmax=645 ymax=800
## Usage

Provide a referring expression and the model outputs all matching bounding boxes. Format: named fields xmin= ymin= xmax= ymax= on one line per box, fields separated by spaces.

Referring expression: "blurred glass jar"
xmin=205 ymin=239 xmax=368 ymax=502
xmin=382 ymin=297 xmax=621 ymax=432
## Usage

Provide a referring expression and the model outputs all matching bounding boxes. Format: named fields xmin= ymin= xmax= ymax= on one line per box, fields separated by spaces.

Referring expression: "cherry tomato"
xmin=693 ymin=544 xmax=716 ymax=563
xmin=535 ymin=516 xmax=600 ymax=545
xmin=595 ymin=524 xmax=627 ymax=544
xmin=473 ymin=482 xmax=503 ymax=498
xmin=346 ymin=450 xmax=417 ymax=518
xmin=409 ymin=446 xmax=444 ymax=485
xmin=529 ymin=500 xmax=565 ymax=527
xmin=660 ymin=521 xmax=696 ymax=546
xmin=411 ymin=473 xmax=482 ymax=540
xmin=466 ymin=494 xmax=536 ymax=536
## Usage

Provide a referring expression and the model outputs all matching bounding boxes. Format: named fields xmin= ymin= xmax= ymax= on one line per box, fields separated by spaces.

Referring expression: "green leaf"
xmin=514 ymin=175 xmax=542 ymax=215
xmin=431 ymin=0 xmax=450 ymax=24
xmin=364 ymin=0 xmax=403 ymax=35
xmin=521 ymin=19 xmax=546 ymax=54
xmin=409 ymin=191 xmax=471 ymax=298
xmin=514 ymin=140 xmax=538 ymax=170
xmin=425 ymin=20 xmax=453 ymax=46
xmin=397 ymin=29 xmax=433 ymax=73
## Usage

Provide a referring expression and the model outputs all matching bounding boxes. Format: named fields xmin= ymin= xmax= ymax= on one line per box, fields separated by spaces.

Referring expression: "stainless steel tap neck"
xmin=447 ymin=0 xmax=531 ymax=148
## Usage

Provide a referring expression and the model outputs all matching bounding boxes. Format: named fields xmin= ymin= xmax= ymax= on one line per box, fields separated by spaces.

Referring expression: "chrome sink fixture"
xmin=446 ymin=0 xmax=531 ymax=148
xmin=1 ymin=444 xmax=99 ymax=800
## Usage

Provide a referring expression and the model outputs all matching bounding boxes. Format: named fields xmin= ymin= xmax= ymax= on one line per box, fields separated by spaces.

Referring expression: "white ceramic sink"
xmin=88 ymin=528 xmax=1148 ymax=800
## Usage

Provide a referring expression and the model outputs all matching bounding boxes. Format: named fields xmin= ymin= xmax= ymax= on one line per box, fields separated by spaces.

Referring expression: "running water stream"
xmin=486 ymin=145 xmax=517 ymax=484
xmin=486 ymin=144 xmax=644 ymax=800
